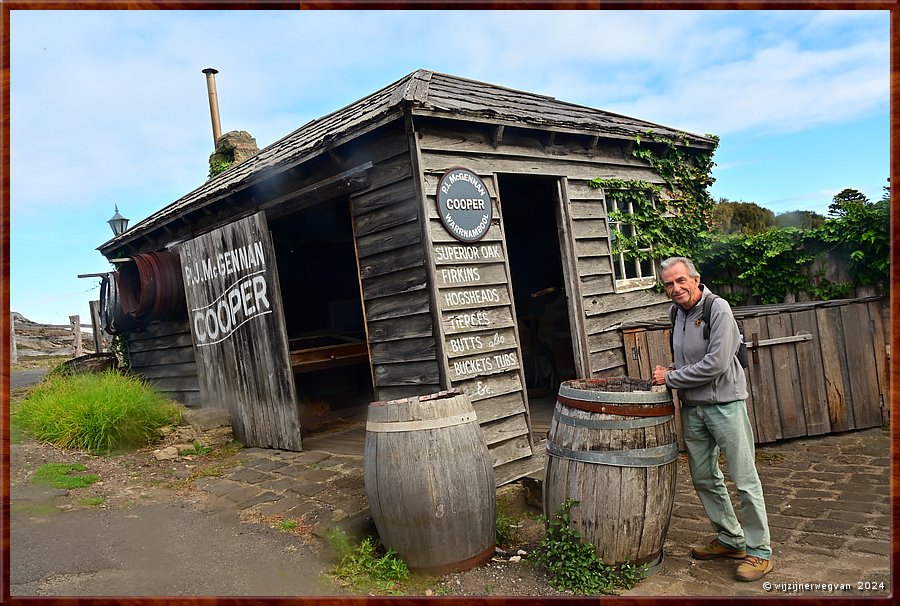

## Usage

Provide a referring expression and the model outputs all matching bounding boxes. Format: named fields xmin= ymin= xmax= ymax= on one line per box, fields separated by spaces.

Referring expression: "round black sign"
xmin=436 ymin=168 xmax=492 ymax=243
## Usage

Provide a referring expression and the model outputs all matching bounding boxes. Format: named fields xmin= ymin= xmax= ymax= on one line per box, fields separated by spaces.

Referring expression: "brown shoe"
xmin=691 ymin=538 xmax=747 ymax=560
xmin=736 ymin=555 xmax=774 ymax=582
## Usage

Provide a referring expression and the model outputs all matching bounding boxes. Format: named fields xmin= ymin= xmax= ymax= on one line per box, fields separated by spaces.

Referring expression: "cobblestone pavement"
xmin=624 ymin=427 xmax=892 ymax=597
xmin=194 ymin=447 xmax=371 ymax=540
xmin=188 ymin=425 xmax=892 ymax=597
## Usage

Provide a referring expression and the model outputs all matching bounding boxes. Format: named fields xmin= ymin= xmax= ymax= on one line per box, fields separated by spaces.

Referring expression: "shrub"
xmin=13 ymin=371 xmax=181 ymax=454
xmin=326 ymin=530 xmax=410 ymax=594
xmin=532 ymin=498 xmax=646 ymax=595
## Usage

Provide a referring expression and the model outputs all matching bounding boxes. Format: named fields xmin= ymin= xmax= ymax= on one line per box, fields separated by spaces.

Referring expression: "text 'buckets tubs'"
xmin=544 ymin=377 xmax=678 ymax=575
xmin=364 ymin=389 xmax=496 ymax=573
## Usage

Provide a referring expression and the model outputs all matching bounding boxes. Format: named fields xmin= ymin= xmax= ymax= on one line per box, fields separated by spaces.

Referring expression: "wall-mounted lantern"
xmin=107 ymin=205 xmax=129 ymax=236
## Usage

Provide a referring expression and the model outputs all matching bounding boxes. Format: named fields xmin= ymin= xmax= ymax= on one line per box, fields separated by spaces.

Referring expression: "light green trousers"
xmin=681 ymin=400 xmax=772 ymax=559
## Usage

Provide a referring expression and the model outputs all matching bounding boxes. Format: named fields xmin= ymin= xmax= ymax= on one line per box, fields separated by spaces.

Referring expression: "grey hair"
xmin=660 ymin=256 xmax=700 ymax=278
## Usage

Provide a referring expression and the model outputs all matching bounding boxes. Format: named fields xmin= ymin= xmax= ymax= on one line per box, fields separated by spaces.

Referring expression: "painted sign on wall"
xmin=178 ymin=211 xmax=301 ymax=451
xmin=436 ymin=168 xmax=493 ymax=243
xmin=183 ymin=239 xmax=272 ymax=346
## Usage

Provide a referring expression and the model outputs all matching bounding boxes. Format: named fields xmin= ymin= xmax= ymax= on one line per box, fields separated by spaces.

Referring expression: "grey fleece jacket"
xmin=665 ymin=285 xmax=748 ymax=405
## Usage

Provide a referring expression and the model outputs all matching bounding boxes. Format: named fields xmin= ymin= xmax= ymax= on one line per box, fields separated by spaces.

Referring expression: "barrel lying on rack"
xmin=118 ymin=252 xmax=187 ymax=322
xmin=544 ymin=377 xmax=678 ymax=573
xmin=364 ymin=389 xmax=495 ymax=573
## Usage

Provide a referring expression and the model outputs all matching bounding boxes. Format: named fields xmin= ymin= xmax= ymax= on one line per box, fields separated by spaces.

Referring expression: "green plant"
xmin=532 ymin=498 xmax=646 ymax=595
xmin=33 ymin=462 xmax=100 ymax=490
xmin=589 ymin=131 xmax=719 ymax=263
xmin=179 ymin=440 xmax=214 ymax=457
xmin=326 ymin=530 xmax=410 ymax=594
xmin=13 ymin=371 xmax=182 ymax=454
xmin=700 ymin=228 xmax=816 ymax=304
xmin=495 ymin=501 xmax=522 ymax=548
xmin=279 ymin=520 xmax=299 ymax=532
xmin=817 ymin=188 xmax=890 ymax=287
xmin=110 ymin=333 xmax=130 ymax=368
xmin=79 ymin=496 xmax=106 ymax=507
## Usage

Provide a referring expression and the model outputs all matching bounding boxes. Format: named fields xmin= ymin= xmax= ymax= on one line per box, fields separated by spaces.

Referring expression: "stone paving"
xmin=190 ymin=425 xmax=892 ymax=597
xmin=194 ymin=447 xmax=370 ymax=539
xmin=624 ymin=426 xmax=892 ymax=597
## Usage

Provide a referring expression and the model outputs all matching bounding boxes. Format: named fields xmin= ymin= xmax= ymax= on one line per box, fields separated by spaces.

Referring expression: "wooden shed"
xmin=98 ymin=69 xmax=716 ymax=484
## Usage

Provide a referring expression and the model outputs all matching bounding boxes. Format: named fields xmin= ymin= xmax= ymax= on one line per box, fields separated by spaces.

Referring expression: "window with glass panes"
xmin=605 ymin=192 xmax=657 ymax=291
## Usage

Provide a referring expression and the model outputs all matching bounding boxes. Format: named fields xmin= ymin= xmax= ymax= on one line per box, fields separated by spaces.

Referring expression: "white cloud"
xmin=602 ymin=36 xmax=888 ymax=137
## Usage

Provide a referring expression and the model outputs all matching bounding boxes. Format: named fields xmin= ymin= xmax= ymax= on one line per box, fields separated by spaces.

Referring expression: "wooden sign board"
xmin=425 ymin=170 xmax=534 ymax=474
xmin=178 ymin=211 xmax=302 ymax=451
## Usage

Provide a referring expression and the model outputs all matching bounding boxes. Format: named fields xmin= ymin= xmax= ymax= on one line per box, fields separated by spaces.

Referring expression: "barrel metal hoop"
xmin=409 ymin=542 xmax=496 ymax=575
xmin=366 ymin=412 xmax=477 ymax=433
xmin=557 ymin=394 xmax=675 ymax=417
xmin=558 ymin=383 xmax=672 ymax=404
xmin=546 ymin=440 xmax=679 ymax=468
xmin=554 ymin=411 xmax=674 ymax=430
xmin=642 ymin=552 xmax=665 ymax=576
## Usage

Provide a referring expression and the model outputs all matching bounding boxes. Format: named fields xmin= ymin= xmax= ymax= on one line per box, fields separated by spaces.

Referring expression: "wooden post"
xmin=89 ymin=300 xmax=103 ymax=353
xmin=69 ymin=314 xmax=83 ymax=357
xmin=10 ymin=312 xmax=17 ymax=366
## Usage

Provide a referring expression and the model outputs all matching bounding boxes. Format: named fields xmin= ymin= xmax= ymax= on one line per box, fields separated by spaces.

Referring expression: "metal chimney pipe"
xmin=202 ymin=68 xmax=222 ymax=147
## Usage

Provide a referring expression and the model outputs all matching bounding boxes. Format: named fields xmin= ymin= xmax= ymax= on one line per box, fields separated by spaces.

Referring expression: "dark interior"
xmin=497 ymin=174 xmax=577 ymax=391
xmin=269 ymin=197 xmax=373 ymax=433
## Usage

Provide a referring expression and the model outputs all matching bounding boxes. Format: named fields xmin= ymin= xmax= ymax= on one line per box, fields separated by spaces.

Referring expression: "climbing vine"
xmin=589 ymin=130 xmax=719 ymax=263
xmin=589 ymin=132 xmax=887 ymax=304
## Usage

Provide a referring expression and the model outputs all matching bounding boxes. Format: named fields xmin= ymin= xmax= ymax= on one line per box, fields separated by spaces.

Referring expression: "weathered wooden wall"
xmin=416 ymin=129 xmax=534 ymax=483
xmin=178 ymin=211 xmax=301 ymax=451
xmin=622 ymin=298 xmax=888 ymax=446
xmin=347 ymin=122 xmax=442 ymax=401
xmin=127 ymin=319 xmax=200 ymax=407
xmin=411 ymin=119 xmax=675 ymax=482
xmin=564 ymin=179 xmax=672 ymax=377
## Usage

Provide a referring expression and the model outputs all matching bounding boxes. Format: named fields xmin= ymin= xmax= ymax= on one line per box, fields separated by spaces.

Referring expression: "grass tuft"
xmin=13 ymin=371 xmax=182 ymax=454
xmin=33 ymin=462 xmax=101 ymax=489
xmin=79 ymin=496 xmax=106 ymax=507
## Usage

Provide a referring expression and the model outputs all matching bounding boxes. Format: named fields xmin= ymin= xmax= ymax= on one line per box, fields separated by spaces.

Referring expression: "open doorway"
xmin=269 ymin=197 xmax=373 ymax=435
xmin=498 ymin=174 xmax=578 ymax=397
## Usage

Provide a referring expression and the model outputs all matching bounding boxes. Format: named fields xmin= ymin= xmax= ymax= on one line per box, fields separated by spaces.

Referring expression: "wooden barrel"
xmin=543 ymin=378 xmax=678 ymax=573
xmin=364 ymin=389 xmax=495 ymax=573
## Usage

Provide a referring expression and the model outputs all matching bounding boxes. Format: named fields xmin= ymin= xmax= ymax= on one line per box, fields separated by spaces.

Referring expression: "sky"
xmin=7 ymin=9 xmax=891 ymax=324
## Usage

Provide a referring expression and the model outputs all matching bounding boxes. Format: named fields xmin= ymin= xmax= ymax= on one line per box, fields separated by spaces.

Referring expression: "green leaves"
xmin=33 ymin=462 xmax=100 ymax=490
xmin=326 ymin=531 xmax=410 ymax=594
xmin=589 ymin=131 xmax=719 ymax=265
xmin=532 ymin=498 xmax=646 ymax=595
xmin=700 ymin=186 xmax=889 ymax=304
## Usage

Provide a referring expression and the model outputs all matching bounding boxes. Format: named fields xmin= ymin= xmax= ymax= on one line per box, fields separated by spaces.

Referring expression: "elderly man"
xmin=652 ymin=256 xmax=773 ymax=582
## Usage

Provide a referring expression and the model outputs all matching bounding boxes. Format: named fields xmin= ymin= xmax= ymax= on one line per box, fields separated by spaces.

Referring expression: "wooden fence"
xmin=622 ymin=297 xmax=888 ymax=448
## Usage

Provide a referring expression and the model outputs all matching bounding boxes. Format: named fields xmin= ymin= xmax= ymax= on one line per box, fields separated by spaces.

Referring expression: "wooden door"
xmin=178 ymin=211 xmax=302 ymax=450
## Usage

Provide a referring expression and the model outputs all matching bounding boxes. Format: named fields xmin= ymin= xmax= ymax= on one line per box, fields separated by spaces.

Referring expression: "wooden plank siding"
xmin=417 ymin=129 xmax=536 ymax=481
xmin=621 ymin=298 xmax=886 ymax=446
xmin=563 ymin=177 xmax=671 ymax=377
xmin=99 ymin=70 xmax=721 ymax=469
xmin=127 ymin=318 xmax=201 ymax=407
xmin=350 ymin=129 xmax=442 ymax=401
xmin=414 ymin=118 xmax=691 ymax=481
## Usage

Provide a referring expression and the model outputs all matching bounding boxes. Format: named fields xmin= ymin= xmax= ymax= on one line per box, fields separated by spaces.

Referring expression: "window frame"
xmin=604 ymin=188 xmax=658 ymax=293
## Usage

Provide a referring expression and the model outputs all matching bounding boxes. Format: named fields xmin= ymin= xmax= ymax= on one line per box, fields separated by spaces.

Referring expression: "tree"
xmin=775 ymin=210 xmax=825 ymax=230
xmin=817 ymin=187 xmax=889 ymax=286
xmin=827 ymin=188 xmax=869 ymax=217
xmin=711 ymin=200 xmax=775 ymax=234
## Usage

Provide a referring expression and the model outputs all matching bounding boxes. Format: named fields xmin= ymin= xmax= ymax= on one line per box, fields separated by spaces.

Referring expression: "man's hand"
xmin=652 ymin=365 xmax=669 ymax=386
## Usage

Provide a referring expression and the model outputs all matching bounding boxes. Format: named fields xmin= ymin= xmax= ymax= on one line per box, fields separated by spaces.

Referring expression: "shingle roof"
xmin=100 ymin=69 xmax=715 ymax=253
